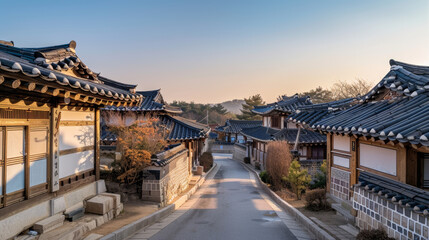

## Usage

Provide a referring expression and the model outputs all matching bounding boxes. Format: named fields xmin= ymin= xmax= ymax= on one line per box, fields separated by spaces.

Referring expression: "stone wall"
xmin=211 ymin=142 xmax=234 ymax=153
xmin=232 ymin=143 xmax=246 ymax=161
xmin=330 ymin=167 xmax=350 ymax=202
xmin=300 ymin=160 xmax=323 ymax=179
xmin=353 ymin=186 xmax=429 ymax=239
xmin=142 ymin=145 xmax=190 ymax=205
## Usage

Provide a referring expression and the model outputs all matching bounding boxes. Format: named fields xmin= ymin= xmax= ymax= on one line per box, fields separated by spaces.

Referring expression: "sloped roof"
xmin=312 ymin=60 xmax=429 ymax=146
xmin=104 ymin=89 xmax=182 ymax=114
xmin=288 ymin=98 xmax=356 ymax=127
xmin=102 ymin=115 xmax=210 ymax=143
xmin=0 ymin=40 xmax=142 ymax=105
xmin=252 ymin=94 xmax=312 ymax=115
xmin=215 ymin=119 xmax=262 ymax=134
xmin=240 ymin=126 xmax=325 ymax=144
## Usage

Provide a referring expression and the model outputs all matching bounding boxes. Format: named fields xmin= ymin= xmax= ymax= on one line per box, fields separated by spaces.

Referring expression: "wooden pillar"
xmin=24 ymin=125 xmax=30 ymax=199
xmin=326 ymin=133 xmax=333 ymax=192
xmin=50 ymin=106 xmax=60 ymax=192
xmin=350 ymin=136 xmax=358 ymax=196
xmin=406 ymin=147 xmax=418 ymax=186
xmin=94 ymin=108 xmax=100 ymax=181
xmin=397 ymin=145 xmax=407 ymax=183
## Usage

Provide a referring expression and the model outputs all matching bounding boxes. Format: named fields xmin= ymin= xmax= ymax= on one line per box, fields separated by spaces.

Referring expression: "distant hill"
xmin=218 ymin=99 xmax=244 ymax=115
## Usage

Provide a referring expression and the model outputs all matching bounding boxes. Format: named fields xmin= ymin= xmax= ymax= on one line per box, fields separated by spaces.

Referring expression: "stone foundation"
xmin=232 ymin=143 xmax=246 ymax=161
xmin=353 ymin=186 xmax=429 ymax=239
xmin=330 ymin=167 xmax=350 ymax=201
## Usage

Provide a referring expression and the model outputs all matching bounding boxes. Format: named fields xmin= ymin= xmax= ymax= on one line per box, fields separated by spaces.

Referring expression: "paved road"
xmin=130 ymin=154 xmax=313 ymax=240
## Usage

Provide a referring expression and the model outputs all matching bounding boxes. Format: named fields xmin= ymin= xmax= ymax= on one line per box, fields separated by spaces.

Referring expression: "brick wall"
xmin=330 ymin=167 xmax=350 ymax=201
xmin=353 ymin=186 xmax=429 ymax=239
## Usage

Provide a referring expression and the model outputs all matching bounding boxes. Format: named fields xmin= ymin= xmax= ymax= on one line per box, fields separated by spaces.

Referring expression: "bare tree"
xmin=265 ymin=141 xmax=293 ymax=190
xmin=331 ymin=78 xmax=373 ymax=100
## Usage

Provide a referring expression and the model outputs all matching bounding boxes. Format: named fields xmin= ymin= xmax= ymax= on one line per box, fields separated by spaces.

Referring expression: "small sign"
xmin=51 ymin=108 xmax=61 ymax=192
xmin=352 ymin=141 xmax=356 ymax=151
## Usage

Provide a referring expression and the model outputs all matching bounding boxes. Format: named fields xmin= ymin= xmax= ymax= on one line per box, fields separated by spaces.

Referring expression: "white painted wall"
xmin=333 ymin=155 xmax=349 ymax=168
xmin=61 ymin=110 xmax=94 ymax=121
xmin=333 ymin=135 xmax=350 ymax=152
xmin=59 ymin=125 xmax=94 ymax=150
xmin=59 ymin=150 xmax=94 ymax=178
xmin=360 ymin=144 xmax=396 ymax=175
xmin=30 ymin=159 xmax=47 ymax=187
xmin=6 ymin=163 xmax=24 ymax=194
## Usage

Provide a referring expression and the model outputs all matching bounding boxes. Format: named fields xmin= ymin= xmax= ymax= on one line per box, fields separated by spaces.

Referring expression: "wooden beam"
xmin=19 ymin=81 xmax=36 ymax=91
xmin=47 ymin=88 xmax=60 ymax=96
xmin=4 ymin=79 xmax=21 ymax=89
xmin=34 ymin=85 xmax=48 ymax=94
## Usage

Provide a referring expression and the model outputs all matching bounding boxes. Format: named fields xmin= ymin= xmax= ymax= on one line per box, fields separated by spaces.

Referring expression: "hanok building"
xmin=215 ymin=119 xmax=262 ymax=143
xmin=312 ymin=60 xmax=429 ymax=239
xmin=102 ymin=89 xmax=210 ymax=204
xmin=242 ymin=95 xmax=326 ymax=170
xmin=0 ymin=40 xmax=141 ymax=239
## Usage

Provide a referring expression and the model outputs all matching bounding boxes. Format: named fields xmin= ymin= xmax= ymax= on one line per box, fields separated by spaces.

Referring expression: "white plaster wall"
xmin=333 ymin=155 xmax=349 ymax=168
xmin=59 ymin=150 xmax=94 ymax=178
xmin=63 ymin=181 xmax=96 ymax=209
xmin=59 ymin=125 xmax=94 ymax=150
xmin=6 ymin=163 xmax=24 ymax=194
xmin=30 ymin=159 xmax=47 ymax=187
xmin=61 ymin=110 xmax=94 ymax=121
xmin=333 ymin=135 xmax=350 ymax=152
xmin=360 ymin=144 xmax=396 ymax=175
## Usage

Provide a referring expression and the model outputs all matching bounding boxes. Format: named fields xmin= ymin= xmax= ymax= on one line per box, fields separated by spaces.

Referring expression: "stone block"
xmin=51 ymin=197 xmax=66 ymax=215
xmin=96 ymin=180 xmax=107 ymax=194
xmin=100 ymin=192 xmax=121 ymax=208
xmin=86 ymin=195 xmax=114 ymax=215
xmin=115 ymin=203 xmax=124 ymax=217
xmin=65 ymin=208 xmax=85 ymax=222
xmin=93 ymin=215 xmax=105 ymax=227
xmin=33 ymin=214 xmax=65 ymax=234
xmin=196 ymin=166 xmax=203 ymax=175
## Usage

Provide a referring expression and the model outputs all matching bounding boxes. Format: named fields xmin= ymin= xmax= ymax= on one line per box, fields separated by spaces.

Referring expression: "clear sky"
xmin=2 ymin=0 xmax=429 ymax=103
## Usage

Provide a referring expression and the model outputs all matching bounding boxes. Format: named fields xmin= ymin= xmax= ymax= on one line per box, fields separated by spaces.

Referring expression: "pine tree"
xmin=237 ymin=94 xmax=264 ymax=120
xmin=287 ymin=160 xmax=311 ymax=200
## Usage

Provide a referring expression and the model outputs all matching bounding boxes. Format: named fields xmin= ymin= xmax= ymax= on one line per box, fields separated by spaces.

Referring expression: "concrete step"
xmin=331 ymin=203 xmax=355 ymax=223
xmin=38 ymin=216 xmax=97 ymax=240
xmin=189 ymin=175 xmax=201 ymax=185
xmin=339 ymin=224 xmax=359 ymax=237
xmin=33 ymin=214 xmax=65 ymax=234
xmin=100 ymin=192 xmax=121 ymax=209
xmin=86 ymin=195 xmax=114 ymax=215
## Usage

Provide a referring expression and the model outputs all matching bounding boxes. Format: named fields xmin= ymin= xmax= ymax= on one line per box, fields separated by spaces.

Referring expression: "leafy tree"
xmin=109 ymin=118 xmax=168 ymax=184
xmin=286 ymin=160 xmax=311 ymax=200
xmin=237 ymin=94 xmax=264 ymax=120
xmin=331 ymin=78 xmax=372 ymax=100
xmin=297 ymin=87 xmax=334 ymax=104
xmin=211 ymin=104 xmax=228 ymax=115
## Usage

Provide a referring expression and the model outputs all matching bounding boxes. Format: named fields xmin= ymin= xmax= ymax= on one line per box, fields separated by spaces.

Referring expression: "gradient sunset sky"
xmin=2 ymin=0 xmax=429 ymax=103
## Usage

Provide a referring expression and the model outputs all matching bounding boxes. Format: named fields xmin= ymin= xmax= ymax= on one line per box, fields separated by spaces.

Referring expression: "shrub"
xmin=266 ymin=141 xmax=293 ymax=190
xmin=259 ymin=170 xmax=271 ymax=184
xmin=244 ymin=157 xmax=250 ymax=164
xmin=199 ymin=152 xmax=213 ymax=172
xmin=305 ymin=189 xmax=328 ymax=211
xmin=357 ymin=229 xmax=394 ymax=240
xmin=287 ymin=160 xmax=311 ymax=200
xmin=309 ymin=160 xmax=327 ymax=190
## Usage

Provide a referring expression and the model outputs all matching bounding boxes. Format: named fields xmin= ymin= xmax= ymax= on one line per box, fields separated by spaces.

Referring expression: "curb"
xmin=101 ymin=163 xmax=219 ymax=240
xmin=239 ymin=161 xmax=335 ymax=240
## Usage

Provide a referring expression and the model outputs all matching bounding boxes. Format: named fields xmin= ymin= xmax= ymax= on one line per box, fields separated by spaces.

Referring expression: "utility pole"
xmin=207 ymin=109 xmax=209 ymax=125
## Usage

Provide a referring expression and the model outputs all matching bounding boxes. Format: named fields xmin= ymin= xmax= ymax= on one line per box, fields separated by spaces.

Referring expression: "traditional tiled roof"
xmin=240 ymin=126 xmax=325 ymax=144
xmin=356 ymin=171 xmax=429 ymax=215
xmin=0 ymin=40 xmax=142 ymax=105
xmin=252 ymin=94 xmax=312 ymax=115
xmin=288 ymin=98 xmax=356 ymax=127
xmin=215 ymin=119 xmax=262 ymax=134
xmin=162 ymin=115 xmax=210 ymax=141
xmin=312 ymin=60 xmax=429 ymax=146
xmin=101 ymin=115 xmax=210 ymax=143
xmin=274 ymin=128 xmax=326 ymax=144
xmin=103 ymin=89 xmax=182 ymax=114
xmin=240 ymin=126 xmax=280 ymax=142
